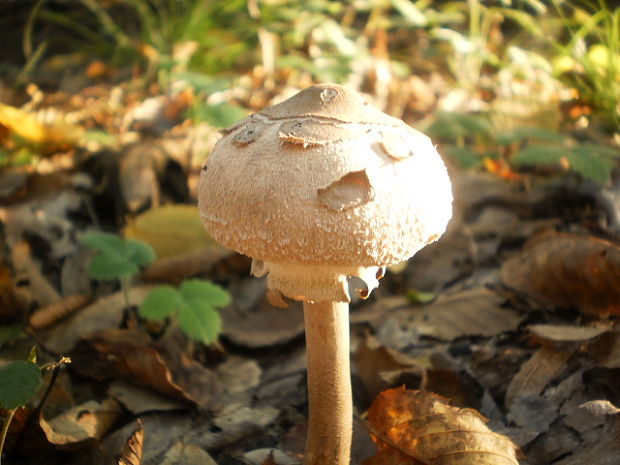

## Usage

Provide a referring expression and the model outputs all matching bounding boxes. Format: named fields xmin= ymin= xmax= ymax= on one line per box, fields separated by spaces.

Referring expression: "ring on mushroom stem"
xmin=198 ymin=83 xmax=453 ymax=465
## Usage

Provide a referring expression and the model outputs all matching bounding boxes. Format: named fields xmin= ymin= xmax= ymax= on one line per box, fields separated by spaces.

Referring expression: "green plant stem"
xmin=121 ymin=276 xmax=131 ymax=309
xmin=0 ymin=408 xmax=16 ymax=465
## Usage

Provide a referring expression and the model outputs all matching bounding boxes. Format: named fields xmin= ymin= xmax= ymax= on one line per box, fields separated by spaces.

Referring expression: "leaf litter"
xmin=0 ymin=59 xmax=619 ymax=465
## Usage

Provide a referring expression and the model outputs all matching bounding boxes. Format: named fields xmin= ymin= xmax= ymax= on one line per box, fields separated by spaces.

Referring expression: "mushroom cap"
xmin=198 ymin=84 xmax=452 ymax=303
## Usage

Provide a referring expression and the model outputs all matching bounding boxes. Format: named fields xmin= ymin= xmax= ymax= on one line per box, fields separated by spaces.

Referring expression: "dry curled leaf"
xmin=70 ymin=328 xmax=219 ymax=408
xmin=364 ymin=387 xmax=520 ymax=465
xmin=29 ymin=294 xmax=92 ymax=329
xmin=501 ymin=231 xmax=620 ymax=317
xmin=116 ymin=419 xmax=144 ymax=465
xmin=505 ymin=344 xmax=576 ymax=410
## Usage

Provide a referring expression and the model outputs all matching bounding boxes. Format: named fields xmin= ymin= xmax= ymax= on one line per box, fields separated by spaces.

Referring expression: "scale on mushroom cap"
xmin=199 ymin=84 xmax=453 ymax=465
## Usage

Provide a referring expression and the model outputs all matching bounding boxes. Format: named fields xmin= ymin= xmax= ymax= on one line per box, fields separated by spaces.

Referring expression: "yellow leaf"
xmin=0 ymin=102 xmax=83 ymax=147
xmin=124 ymin=204 xmax=217 ymax=259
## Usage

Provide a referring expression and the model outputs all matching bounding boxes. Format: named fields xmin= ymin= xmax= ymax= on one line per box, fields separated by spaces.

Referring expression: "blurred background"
xmin=0 ymin=0 xmax=618 ymax=187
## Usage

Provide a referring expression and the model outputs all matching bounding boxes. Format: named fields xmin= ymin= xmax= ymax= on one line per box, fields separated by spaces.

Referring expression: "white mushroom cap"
xmin=198 ymin=84 xmax=452 ymax=305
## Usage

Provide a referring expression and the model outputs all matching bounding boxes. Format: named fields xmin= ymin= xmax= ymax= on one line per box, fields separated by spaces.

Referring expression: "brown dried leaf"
xmin=528 ymin=324 xmax=610 ymax=343
xmin=500 ymin=232 xmax=620 ymax=316
xmin=505 ymin=344 xmax=576 ymax=409
xmin=355 ymin=333 xmax=423 ymax=403
xmin=29 ymin=294 xmax=92 ymax=329
xmin=40 ymin=398 xmax=121 ymax=448
xmin=70 ymin=328 xmax=219 ymax=407
xmin=116 ymin=419 xmax=144 ymax=465
xmin=364 ymin=387 xmax=520 ymax=465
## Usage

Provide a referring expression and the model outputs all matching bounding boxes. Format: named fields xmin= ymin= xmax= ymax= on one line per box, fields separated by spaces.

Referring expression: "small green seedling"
xmin=79 ymin=232 xmax=156 ymax=307
xmin=139 ymin=279 xmax=230 ymax=345
xmin=0 ymin=350 xmax=42 ymax=465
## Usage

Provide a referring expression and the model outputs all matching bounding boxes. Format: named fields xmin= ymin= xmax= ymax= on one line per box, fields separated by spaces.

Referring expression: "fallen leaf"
xmin=368 ymin=288 xmax=522 ymax=341
xmin=42 ymin=285 xmax=155 ymax=353
xmin=500 ymin=231 xmax=620 ymax=316
xmin=116 ymin=419 xmax=144 ymax=465
xmin=0 ymin=101 xmax=84 ymax=148
xmin=140 ymin=247 xmax=234 ymax=284
xmin=40 ymin=398 xmax=121 ymax=448
xmin=364 ymin=387 xmax=520 ymax=465
xmin=108 ymin=380 xmax=187 ymax=414
xmin=579 ymin=400 xmax=620 ymax=417
xmin=528 ymin=324 xmax=610 ymax=343
xmin=29 ymin=293 xmax=92 ymax=329
xmin=222 ymin=279 xmax=305 ymax=348
xmin=70 ymin=328 xmax=219 ymax=408
xmin=124 ymin=204 xmax=218 ymax=258
xmin=161 ymin=441 xmax=218 ymax=465
xmin=355 ymin=333 xmax=424 ymax=405
xmin=505 ymin=344 xmax=577 ymax=409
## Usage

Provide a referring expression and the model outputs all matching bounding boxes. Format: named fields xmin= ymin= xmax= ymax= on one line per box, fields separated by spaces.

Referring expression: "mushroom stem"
xmin=303 ymin=300 xmax=352 ymax=465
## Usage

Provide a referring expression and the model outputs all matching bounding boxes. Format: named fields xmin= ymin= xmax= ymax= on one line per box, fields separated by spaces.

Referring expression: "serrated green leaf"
xmin=139 ymin=286 xmax=182 ymax=321
xmin=177 ymin=301 xmax=222 ymax=345
xmin=512 ymin=145 xmax=567 ymax=166
xmin=138 ymin=280 xmax=229 ymax=344
xmin=124 ymin=238 xmax=157 ymax=267
xmin=80 ymin=232 xmax=156 ymax=280
xmin=180 ymin=279 xmax=231 ymax=308
xmin=566 ymin=150 xmax=615 ymax=184
xmin=0 ymin=361 xmax=42 ymax=409
xmin=87 ymin=253 xmax=139 ymax=280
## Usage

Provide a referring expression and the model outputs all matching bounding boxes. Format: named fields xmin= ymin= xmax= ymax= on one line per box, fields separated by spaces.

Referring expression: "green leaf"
xmin=138 ymin=280 xmax=229 ymax=344
xmin=124 ymin=238 xmax=157 ymax=267
xmin=180 ymin=279 xmax=231 ymax=308
xmin=0 ymin=361 xmax=42 ymax=409
xmin=512 ymin=127 xmax=565 ymax=143
xmin=192 ymin=102 xmax=247 ymax=128
xmin=444 ymin=146 xmax=483 ymax=169
xmin=427 ymin=113 xmax=466 ymax=140
xmin=566 ymin=150 xmax=615 ymax=184
xmin=177 ymin=300 xmax=222 ymax=345
xmin=177 ymin=280 xmax=230 ymax=344
xmin=88 ymin=253 xmax=140 ymax=280
xmin=139 ymin=286 xmax=182 ymax=321
xmin=512 ymin=145 xmax=567 ymax=166
xmin=452 ymin=113 xmax=492 ymax=136
xmin=79 ymin=232 xmax=156 ymax=280
xmin=496 ymin=127 xmax=565 ymax=145
xmin=406 ymin=289 xmax=437 ymax=305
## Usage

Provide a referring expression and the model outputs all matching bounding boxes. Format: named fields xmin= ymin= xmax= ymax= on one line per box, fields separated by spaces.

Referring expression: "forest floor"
xmin=1 ymin=56 xmax=620 ymax=465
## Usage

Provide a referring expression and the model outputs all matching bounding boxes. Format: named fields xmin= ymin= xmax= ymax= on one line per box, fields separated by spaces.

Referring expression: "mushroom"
xmin=198 ymin=84 xmax=452 ymax=465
